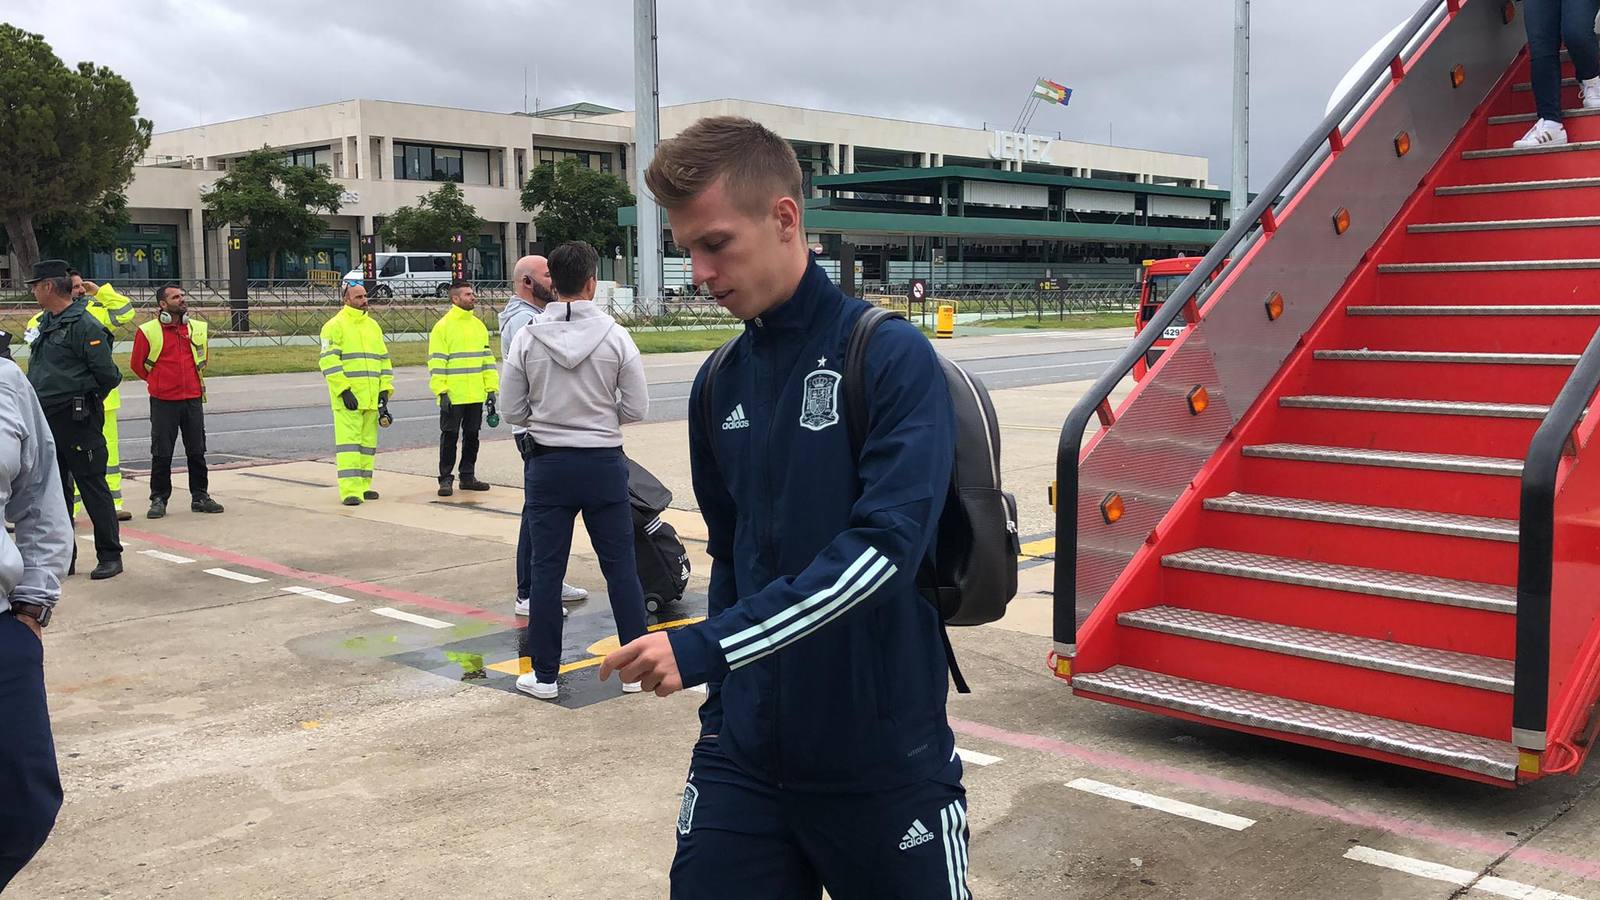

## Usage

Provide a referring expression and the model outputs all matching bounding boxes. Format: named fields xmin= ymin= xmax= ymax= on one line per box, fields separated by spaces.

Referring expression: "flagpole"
xmin=1231 ymin=0 xmax=1250 ymax=221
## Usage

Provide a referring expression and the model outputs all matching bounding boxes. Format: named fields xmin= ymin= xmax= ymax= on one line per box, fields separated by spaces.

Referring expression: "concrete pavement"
xmin=12 ymin=327 xmax=1600 ymax=899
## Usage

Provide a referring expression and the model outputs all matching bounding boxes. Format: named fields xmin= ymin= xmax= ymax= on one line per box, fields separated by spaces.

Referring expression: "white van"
xmin=342 ymin=252 xmax=455 ymax=298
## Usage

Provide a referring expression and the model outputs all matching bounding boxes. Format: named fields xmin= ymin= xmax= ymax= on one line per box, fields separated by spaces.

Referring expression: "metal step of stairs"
xmin=1070 ymin=667 xmax=1519 ymax=781
xmin=1435 ymin=176 xmax=1600 ymax=195
xmin=1241 ymin=443 xmax=1524 ymax=476
xmin=1313 ymin=349 xmax=1580 ymax=366
xmin=1279 ymin=395 xmax=1549 ymax=419
xmin=1161 ymin=547 xmax=1517 ymax=612
xmin=1379 ymin=259 xmax=1600 ymax=273
xmin=1202 ymin=491 xmax=1519 ymax=542
xmin=1407 ymin=216 xmax=1600 ymax=233
xmin=1512 ymin=78 xmax=1579 ymax=92
xmin=1348 ymin=304 xmax=1600 ymax=316
xmin=1489 ymin=107 xmax=1600 ymax=125
xmin=1118 ymin=606 xmax=1515 ymax=692
xmin=1463 ymin=140 xmax=1600 ymax=160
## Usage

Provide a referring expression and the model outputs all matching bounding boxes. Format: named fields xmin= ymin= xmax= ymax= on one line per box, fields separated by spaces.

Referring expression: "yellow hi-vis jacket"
xmin=319 ymin=307 xmax=394 ymax=410
xmin=427 ymin=305 xmax=498 ymax=405
xmin=136 ymin=318 xmax=209 ymax=372
xmin=27 ymin=284 xmax=134 ymax=410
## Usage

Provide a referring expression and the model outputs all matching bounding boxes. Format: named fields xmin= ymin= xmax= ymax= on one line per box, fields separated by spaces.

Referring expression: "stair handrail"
xmin=1514 ymin=326 xmax=1600 ymax=757
xmin=1052 ymin=0 xmax=1453 ymax=659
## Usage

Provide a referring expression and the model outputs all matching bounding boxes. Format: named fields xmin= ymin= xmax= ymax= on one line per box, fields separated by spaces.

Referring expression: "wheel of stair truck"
xmin=645 ymin=593 xmax=662 ymax=615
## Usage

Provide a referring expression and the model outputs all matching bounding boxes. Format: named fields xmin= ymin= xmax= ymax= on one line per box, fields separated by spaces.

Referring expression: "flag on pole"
xmin=1032 ymin=78 xmax=1073 ymax=107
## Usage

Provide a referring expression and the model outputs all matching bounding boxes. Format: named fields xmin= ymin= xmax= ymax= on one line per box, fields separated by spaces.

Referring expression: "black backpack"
xmin=699 ymin=307 xmax=1020 ymax=692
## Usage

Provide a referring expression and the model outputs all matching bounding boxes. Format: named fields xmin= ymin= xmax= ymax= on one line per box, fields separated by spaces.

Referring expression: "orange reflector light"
xmin=1502 ymin=0 xmax=1515 ymax=23
xmin=1518 ymin=751 xmax=1541 ymax=776
xmin=1187 ymin=385 xmax=1210 ymax=416
xmin=1265 ymin=291 xmax=1285 ymax=321
xmin=1055 ymin=656 xmax=1073 ymax=678
xmin=1394 ymin=131 xmax=1412 ymax=157
xmin=1451 ymin=64 xmax=1465 ymax=88
xmin=1100 ymin=493 xmax=1125 ymax=525
xmin=1332 ymin=207 xmax=1351 ymax=235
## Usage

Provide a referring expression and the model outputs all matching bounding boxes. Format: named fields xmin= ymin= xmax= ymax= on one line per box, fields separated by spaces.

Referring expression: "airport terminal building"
xmin=10 ymin=97 xmax=1230 ymax=289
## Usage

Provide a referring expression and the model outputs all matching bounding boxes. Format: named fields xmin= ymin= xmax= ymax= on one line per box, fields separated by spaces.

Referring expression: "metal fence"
xmin=0 ymin=277 xmax=1136 ymax=350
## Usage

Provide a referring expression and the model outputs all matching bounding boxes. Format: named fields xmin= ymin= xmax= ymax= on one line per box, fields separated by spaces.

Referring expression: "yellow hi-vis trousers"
xmin=73 ymin=410 xmax=123 ymax=516
xmin=333 ymin=407 xmax=379 ymax=500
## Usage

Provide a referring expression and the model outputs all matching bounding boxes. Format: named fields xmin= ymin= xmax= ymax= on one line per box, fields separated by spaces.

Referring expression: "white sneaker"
xmin=515 ymin=673 xmax=558 ymax=700
xmin=1583 ymin=76 xmax=1600 ymax=110
xmin=622 ymin=681 xmax=643 ymax=694
xmin=1515 ymin=118 xmax=1568 ymax=148
xmin=561 ymin=583 xmax=589 ymax=603
xmin=514 ymin=596 xmax=569 ymax=617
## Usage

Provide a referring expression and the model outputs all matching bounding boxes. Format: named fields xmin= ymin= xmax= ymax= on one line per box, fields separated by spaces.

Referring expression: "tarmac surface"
xmin=13 ymin=328 xmax=1600 ymax=899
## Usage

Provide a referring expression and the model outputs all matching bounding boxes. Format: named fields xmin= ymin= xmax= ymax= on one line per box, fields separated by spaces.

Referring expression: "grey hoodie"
xmin=497 ymin=294 xmax=543 ymax=437
xmin=500 ymin=300 xmax=648 ymax=448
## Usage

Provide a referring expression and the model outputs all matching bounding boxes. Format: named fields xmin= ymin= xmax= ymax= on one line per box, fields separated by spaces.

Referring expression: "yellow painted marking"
xmin=300 ymin=720 xmax=320 ymax=730
xmin=488 ymin=617 xmax=708 ymax=678
xmin=1020 ymin=537 xmax=1056 ymax=559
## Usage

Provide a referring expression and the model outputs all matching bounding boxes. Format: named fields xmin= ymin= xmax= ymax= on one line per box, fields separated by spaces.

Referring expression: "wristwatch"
xmin=10 ymin=602 xmax=51 ymax=628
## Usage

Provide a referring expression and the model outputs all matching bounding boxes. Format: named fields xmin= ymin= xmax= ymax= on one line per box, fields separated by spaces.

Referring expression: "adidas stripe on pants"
xmin=670 ymin=739 xmax=970 ymax=899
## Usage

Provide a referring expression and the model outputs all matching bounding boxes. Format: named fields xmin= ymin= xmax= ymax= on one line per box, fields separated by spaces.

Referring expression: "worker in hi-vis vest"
xmin=428 ymin=279 xmax=498 ymax=497
xmin=320 ymin=283 xmax=395 ymax=506
xmin=130 ymin=285 xmax=224 ymax=518
xmin=25 ymin=271 xmax=137 ymax=520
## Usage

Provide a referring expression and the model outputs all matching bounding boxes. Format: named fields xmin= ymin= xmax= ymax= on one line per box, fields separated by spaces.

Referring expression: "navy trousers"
xmin=1526 ymin=0 xmax=1600 ymax=121
xmin=0 ymin=613 xmax=62 ymax=891
xmin=671 ymin=739 xmax=971 ymax=900
xmin=523 ymin=447 xmax=648 ymax=682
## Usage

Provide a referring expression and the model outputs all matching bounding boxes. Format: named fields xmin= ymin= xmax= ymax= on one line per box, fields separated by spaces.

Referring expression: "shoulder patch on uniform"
xmin=799 ymin=366 xmax=841 ymax=432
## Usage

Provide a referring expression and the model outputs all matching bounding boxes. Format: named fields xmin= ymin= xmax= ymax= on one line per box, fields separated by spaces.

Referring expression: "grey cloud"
xmin=12 ymin=0 xmax=1413 ymax=187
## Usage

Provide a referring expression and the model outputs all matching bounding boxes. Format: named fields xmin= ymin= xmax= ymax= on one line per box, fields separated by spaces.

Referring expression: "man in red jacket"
xmin=130 ymin=285 xmax=224 ymax=519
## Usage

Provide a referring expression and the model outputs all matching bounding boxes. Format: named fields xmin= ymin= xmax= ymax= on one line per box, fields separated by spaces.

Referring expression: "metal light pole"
xmin=1231 ymin=0 xmax=1250 ymax=222
xmin=633 ymin=0 xmax=663 ymax=315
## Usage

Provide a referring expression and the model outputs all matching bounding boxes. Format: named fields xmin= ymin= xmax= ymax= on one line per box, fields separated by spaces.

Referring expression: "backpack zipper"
xmin=952 ymin=364 xmax=1001 ymax=486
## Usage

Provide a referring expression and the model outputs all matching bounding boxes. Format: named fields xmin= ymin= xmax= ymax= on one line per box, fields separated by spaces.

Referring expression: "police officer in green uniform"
xmin=23 ymin=260 xmax=123 ymax=580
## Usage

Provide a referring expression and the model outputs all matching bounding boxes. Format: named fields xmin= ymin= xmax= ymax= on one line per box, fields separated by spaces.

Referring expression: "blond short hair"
xmin=644 ymin=116 xmax=803 ymax=217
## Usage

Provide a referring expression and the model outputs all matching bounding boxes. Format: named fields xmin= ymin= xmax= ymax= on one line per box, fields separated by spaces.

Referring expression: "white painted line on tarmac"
xmin=687 ymin=684 xmax=709 ymax=694
xmin=203 ymin=567 xmax=269 ymax=584
xmin=972 ymin=361 xmax=1108 ymax=377
xmin=1343 ymin=847 xmax=1587 ymax=900
xmin=284 ymin=585 xmax=355 ymax=605
xmin=139 ymin=549 xmax=195 ymax=564
xmin=1066 ymin=778 xmax=1256 ymax=831
xmin=370 ymin=607 xmax=452 ymax=629
xmin=956 ymin=748 xmax=1002 ymax=767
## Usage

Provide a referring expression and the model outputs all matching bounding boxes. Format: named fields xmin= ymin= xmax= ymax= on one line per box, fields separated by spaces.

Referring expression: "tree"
xmin=521 ymin=158 xmax=634 ymax=254
xmin=0 ymin=25 xmax=152 ymax=276
xmin=38 ymin=192 xmax=133 ymax=262
xmin=203 ymin=148 xmax=343 ymax=281
xmin=379 ymin=182 xmax=485 ymax=251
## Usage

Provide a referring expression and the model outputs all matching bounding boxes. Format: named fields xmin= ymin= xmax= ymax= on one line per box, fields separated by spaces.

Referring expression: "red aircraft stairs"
xmin=1052 ymin=0 xmax=1600 ymax=786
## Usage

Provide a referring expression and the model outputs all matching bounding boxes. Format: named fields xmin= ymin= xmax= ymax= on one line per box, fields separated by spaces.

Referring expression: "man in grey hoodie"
xmin=500 ymin=241 xmax=650 ymax=700
xmin=498 ymin=254 xmax=589 ymax=616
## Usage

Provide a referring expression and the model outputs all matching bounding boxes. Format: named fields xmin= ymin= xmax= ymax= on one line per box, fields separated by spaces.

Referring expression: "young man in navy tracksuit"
xmin=601 ymin=117 xmax=969 ymax=899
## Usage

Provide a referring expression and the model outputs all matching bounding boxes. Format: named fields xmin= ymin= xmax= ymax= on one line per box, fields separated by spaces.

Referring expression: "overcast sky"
xmin=10 ymin=0 xmax=1411 ymax=189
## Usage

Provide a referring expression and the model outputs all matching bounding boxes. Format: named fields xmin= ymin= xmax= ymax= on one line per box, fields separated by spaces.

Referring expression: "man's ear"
xmin=773 ymin=195 xmax=801 ymax=242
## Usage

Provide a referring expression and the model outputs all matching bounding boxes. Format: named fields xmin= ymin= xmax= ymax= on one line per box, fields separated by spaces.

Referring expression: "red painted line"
xmin=949 ymin=716 xmax=1600 ymax=883
xmin=122 ymin=527 xmax=519 ymax=627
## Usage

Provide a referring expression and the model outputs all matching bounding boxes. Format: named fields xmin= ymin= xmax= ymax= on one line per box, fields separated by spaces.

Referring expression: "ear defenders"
xmin=158 ymin=309 xmax=189 ymax=326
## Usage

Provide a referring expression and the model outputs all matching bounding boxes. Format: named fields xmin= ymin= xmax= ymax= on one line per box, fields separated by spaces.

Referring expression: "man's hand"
xmin=438 ymin=393 xmax=452 ymax=413
xmin=601 ymin=631 xmax=684 ymax=697
xmin=340 ymin=389 xmax=359 ymax=411
xmin=17 ymin=614 xmax=42 ymax=640
xmin=79 ymin=280 xmax=100 ymax=295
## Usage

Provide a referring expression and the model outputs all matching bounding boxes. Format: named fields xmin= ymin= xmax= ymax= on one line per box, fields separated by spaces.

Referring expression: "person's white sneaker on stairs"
xmin=1514 ymin=118 xmax=1568 ymax=148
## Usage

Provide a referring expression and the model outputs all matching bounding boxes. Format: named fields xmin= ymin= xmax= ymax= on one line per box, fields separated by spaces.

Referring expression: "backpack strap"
xmin=842 ymin=307 xmax=971 ymax=694
xmin=697 ymin=337 xmax=741 ymax=460
xmin=842 ymin=307 xmax=904 ymax=459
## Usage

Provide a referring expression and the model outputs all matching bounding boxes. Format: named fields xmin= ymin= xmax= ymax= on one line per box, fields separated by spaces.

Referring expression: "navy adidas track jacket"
xmin=669 ymin=260 xmax=957 ymax=793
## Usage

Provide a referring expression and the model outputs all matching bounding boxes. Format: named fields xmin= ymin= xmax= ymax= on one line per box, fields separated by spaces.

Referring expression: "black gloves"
xmin=439 ymin=393 xmax=453 ymax=413
xmin=378 ymin=394 xmax=393 ymax=428
xmin=340 ymin=389 xmax=358 ymax=411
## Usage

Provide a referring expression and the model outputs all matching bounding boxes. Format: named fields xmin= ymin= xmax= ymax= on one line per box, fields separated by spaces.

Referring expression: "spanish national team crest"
xmin=799 ymin=363 xmax=841 ymax=432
